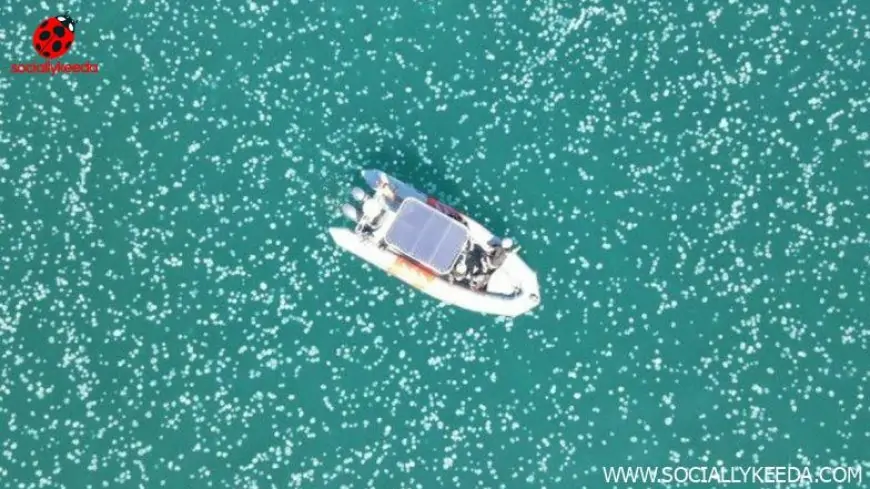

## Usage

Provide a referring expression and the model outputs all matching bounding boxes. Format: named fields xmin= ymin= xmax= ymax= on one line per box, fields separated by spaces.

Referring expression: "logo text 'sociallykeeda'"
xmin=10 ymin=61 xmax=99 ymax=75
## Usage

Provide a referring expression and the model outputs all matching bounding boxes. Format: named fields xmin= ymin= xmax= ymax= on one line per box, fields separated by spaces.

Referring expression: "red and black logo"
xmin=10 ymin=12 xmax=99 ymax=75
xmin=33 ymin=12 xmax=77 ymax=59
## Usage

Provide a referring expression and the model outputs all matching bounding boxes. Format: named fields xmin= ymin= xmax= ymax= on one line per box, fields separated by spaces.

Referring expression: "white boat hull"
xmin=329 ymin=170 xmax=541 ymax=317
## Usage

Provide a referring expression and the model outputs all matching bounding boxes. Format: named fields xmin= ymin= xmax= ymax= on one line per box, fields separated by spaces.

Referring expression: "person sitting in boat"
xmin=451 ymin=258 xmax=470 ymax=283
xmin=467 ymin=244 xmax=487 ymax=275
xmin=350 ymin=187 xmax=387 ymax=236
xmin=469 ymin=272 xmax=489 ymax=291
xmin=487 ymin=237 xmax=515 ymax=270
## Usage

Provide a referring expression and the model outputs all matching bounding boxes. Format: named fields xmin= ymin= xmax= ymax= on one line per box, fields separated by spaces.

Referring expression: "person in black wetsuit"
xmin=461 ymin=244 xmax=489 ymax=290
xmin=467 ymin=245 xmax=485 ymax=274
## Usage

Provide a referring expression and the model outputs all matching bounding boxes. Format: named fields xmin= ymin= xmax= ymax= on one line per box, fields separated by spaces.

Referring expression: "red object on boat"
xmin=426 ymin=197 xmax=466 ymax=223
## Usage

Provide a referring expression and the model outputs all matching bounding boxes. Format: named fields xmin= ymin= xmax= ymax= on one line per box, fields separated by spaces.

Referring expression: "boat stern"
xmin=328 ymin=227 xmax=356 ymax=247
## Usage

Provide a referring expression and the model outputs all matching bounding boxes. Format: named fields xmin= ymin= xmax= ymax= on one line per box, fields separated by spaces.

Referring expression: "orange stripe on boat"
xmin=388 ymin=256 xmax=435 ymax=290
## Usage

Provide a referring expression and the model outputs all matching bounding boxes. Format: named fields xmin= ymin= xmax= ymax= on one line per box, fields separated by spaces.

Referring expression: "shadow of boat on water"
xmin=356 ymin=142 xmax=511 ymax=233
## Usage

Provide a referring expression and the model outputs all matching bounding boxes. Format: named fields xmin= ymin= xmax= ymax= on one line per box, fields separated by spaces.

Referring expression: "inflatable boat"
xmin=328 ymin=170 xmax=541 ymax=317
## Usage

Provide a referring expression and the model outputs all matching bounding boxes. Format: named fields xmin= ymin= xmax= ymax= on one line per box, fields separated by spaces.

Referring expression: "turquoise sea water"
xmin=1 ymin=1 xmax=869 ymax=488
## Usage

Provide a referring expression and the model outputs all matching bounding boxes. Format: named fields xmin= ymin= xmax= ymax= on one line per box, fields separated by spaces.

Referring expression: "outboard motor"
xmin=351 ymin=187 xmax=368 ymax=202
xmin=341 ymin=203 xmax=359 ymax=222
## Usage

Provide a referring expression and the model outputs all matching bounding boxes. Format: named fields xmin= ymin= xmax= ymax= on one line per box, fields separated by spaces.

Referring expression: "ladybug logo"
xmin=32 ymin=12 xmax=77 ymax=60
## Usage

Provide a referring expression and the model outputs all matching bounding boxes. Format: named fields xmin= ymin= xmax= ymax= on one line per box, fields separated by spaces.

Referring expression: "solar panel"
xmin=384 ymin=198 xmax=469 ymax=275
